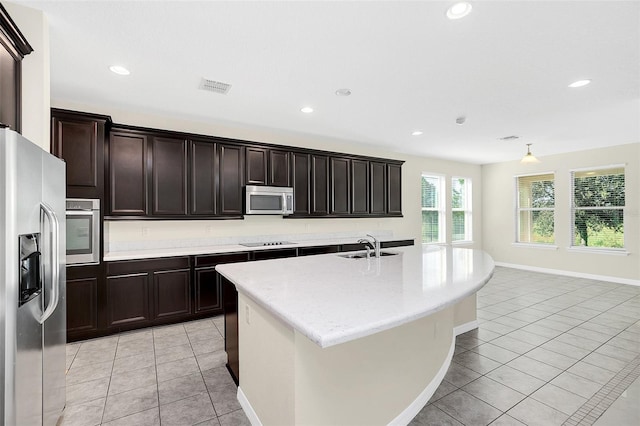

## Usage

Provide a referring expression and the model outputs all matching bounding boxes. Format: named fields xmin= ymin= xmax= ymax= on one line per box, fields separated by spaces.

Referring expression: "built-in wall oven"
xmin=66 ymin=198 xmax=100 ymax=265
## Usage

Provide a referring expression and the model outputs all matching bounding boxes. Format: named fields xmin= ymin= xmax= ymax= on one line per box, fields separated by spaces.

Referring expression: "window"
xmin=421 ymin=174 xmax=445 ymax=243
xmin=452 ymin=177 xmax=472 ymax=242
xmin=516 ymin=173 xmax=555 ymax=244
xmin=571 ymin=166 xmax=625 ymax=249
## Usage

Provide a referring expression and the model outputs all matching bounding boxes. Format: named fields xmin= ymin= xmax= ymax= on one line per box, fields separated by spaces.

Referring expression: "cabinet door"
xmin=387 ymin=163 xmax=402 ymax=215
xmin=330 ymin=157 xmax=350 ymax=215
xmin=222 ymin=276 xmax=239 ymax=384
xmin=291 ymin=152 xmax=310 ymax=215
xmin=370 ymin=162 xmax=387 ymax=215
xmin=219 ymin=144 xmax=244 ymax=215
xmin=153 ymin=269 xmax=191 ymax=320
xmin=269 ymin=150 xmax=290 ymax=186
xmin=194 ymin=267 xmax=222 ymax=313
xmin=106 ymin=273 xmax=151 ymax=328
xmin=351 ymin=159 xmax=369 ymax=215
xmin=151 ymin=137 xmax=188 ymax=215
xmin=51 ymin=113 xmax=106 ymax=199
xmin=66 ymin=277 xmax=98 ymax=334
xmin=109 ymin=132 xmax=148 ymax=215
xmin=189 ymin=140 xmax=217 ymax=215
xmin=246 ymin=147 xmax=267 ymax=185
xmin=311 ymin=155 xmax=329 ymax=215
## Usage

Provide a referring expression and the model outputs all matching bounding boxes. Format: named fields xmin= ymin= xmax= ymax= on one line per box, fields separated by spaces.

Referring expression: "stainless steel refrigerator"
xmin=0 ymin=128 xmax=66 ymax=426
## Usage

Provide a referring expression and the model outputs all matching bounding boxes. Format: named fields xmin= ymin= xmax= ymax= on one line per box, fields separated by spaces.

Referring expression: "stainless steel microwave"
xmin=245 ymin=185 xmax=294 ymax=215
xmin=66 ymin=198 xmax=100 ymax=265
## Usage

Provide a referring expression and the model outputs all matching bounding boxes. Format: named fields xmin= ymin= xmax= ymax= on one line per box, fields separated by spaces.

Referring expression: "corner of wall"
xmin=4 ymin=2 xmax=50 ymax=151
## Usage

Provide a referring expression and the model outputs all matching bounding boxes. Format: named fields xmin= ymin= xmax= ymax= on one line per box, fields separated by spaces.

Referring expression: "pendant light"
xmin=521 ymin=143 xmax=540 ymax=164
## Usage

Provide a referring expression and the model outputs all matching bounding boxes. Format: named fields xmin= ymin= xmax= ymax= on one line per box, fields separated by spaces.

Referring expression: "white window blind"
xmin=571 ymin=166 xmax=625 ymax=249
xmin=421 ymin=175 xmax=445 ymax=243
xmin=452 ymin=177 xmax=472 ymax=242
xmin=516 ymin=173 xmax=555 ymax=244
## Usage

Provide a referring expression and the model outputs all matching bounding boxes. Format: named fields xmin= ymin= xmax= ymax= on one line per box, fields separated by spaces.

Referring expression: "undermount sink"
xmin=339 ymin=251 xmax=398 ymax=259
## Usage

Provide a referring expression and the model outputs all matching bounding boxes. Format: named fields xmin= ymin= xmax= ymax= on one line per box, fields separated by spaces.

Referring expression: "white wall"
xmin=53 ymin=100 xmax=483 ymax=248
xmin=4 ymin=2 xmax=50 ymax=151
xmin=482 ymin=143 xmax=640 ymax=282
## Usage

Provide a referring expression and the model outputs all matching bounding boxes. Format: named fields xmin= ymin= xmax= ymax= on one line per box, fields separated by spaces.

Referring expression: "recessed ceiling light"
xmin=301 ymin=107 xmax=314 ymax=114
xmin=335 ymin=88 xmax=352 ymax=97
xmin=411 ymin=131 xmax=423 ymax=136
xmin=568 ymin=79 xmax=591 ymax=88
xmin=109 ymin=65 xmax=130 ymax=75
xmin=447 ymin=2 xmax=473 ymax=20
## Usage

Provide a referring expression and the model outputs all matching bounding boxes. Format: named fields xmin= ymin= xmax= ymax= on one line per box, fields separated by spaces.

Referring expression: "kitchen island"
xmin=216 ymin=245 xmax=494 ymax=425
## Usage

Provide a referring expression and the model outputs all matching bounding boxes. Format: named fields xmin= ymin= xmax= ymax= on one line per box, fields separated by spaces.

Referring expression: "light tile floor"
xmin=410 ymin=266 xmax=640 ymax=426
xmin=63 ymin=267 xmax=640 ymax=426
xmin=61 ymin=315 xmax=250 ymax=426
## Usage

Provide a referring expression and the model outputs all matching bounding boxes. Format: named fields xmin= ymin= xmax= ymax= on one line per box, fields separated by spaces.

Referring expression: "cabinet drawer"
xmin=297 ymin=245 xmax=339 ymax=256
xmin=106 ymin=256 xmax=190 ymax=275
xmin=194 ymin=252 xmax=249 ymax=268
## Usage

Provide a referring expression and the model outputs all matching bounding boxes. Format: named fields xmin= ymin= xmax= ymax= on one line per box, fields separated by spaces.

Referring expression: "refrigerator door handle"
xmin=38 ymin=202 xmax=60 ymax=325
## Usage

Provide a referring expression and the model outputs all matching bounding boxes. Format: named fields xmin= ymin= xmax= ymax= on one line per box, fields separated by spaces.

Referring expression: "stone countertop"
xmin=216 ymin=245 xmax=494 ymax=348
xmin=102 ymin=235 xmax=414 ymax=261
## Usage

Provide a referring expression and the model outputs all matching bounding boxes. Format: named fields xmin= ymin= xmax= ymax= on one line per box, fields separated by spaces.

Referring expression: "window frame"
xmin=421 ymin=173 xmax=446 ymax=244
xmin=515 ymin=172 xmax=556 ymax=245
xmin=570 ymin=164 xmax=626 ymax=252
xmin=451 ymin=176 xmax=472 ymax=243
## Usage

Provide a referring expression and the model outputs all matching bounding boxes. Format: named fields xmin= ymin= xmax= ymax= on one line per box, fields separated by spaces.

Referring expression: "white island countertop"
xmin=216 ymin=245 xmax=494 ymax=348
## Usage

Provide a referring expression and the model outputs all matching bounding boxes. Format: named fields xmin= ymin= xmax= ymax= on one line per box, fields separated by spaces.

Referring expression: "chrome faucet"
xmin=357 ymin=238 xmax=374 ymax=258
xmin=367 ymin=234 xmax=381 ymax=258
xmin=358 ymin=234 xmax=380 ymax=257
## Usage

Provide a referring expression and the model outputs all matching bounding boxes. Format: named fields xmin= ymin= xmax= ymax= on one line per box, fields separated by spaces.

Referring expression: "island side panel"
xmin=238 ymin=293 xmax=296 ymax=425
xmin=453 ymin=294 xmax=478 ymax=332
xmin=293 ymin=308 xmax=454 ymax=425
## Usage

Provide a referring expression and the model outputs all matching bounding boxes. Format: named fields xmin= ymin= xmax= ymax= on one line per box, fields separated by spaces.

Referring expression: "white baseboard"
xmin=495 ymin=262 xmax=640 ymax=287
xmin=454 ymin=320 xmax=479 ymax=336
xmin=388 ymin=332 xmax=456 ymax=425
xmin=237 ymin=386 xmax=262 ymax=426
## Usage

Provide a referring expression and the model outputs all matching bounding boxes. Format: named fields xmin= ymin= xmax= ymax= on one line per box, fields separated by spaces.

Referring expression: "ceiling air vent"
xmin=199 ymin=78 xmax=231 ymax=94
xmin=499 ymin=135 xmax=520 ymax=141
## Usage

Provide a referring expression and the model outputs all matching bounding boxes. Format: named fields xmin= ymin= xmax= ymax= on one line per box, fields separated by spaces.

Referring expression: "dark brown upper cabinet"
xmin=246 ymin=147 xmax=290 ymax=187
xmin=269 ymin=150 xmax=290 ymax=186
xmin=370 ymin=162 xmax=387 ymax=215
xmin=51 ymin=109 xmax=110 ymax=199
xmin=351 ymin=159 xmax=369 ymax=215
xmin=387 ymin=163 xmax=402 ymax=216
xmin=189 ymin=140 xmax=217 ymax=216
xmin=311 ymin=154 xmax=329 ymax=215
xmin=219 ymin=144 xmax=244 ymax=215
xmin=150 ymin=136 xmax=188 ymax=216
xmin=108 ymin=131 xmax=148 ymax=216
xmin=330 ymin=157 xmax=350 ymax=215
xmin=0 ymin=4 xmax=33 ymax=132
xmin=291 ymin=152 xmax=310 ymax=215
xmin=246 ymin=147 xmax=267 ymax=185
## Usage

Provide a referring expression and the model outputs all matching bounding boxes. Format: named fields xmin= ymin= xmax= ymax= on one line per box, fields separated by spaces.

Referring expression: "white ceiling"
xmin=17 ymin=0 xmax=640 ymax=164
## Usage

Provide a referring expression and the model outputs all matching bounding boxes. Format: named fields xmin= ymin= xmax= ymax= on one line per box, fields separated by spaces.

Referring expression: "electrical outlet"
xmin=245 ymin=304 xmax=251 ymax=325
xmin=142 ymin=227 xmax=150 ymax=237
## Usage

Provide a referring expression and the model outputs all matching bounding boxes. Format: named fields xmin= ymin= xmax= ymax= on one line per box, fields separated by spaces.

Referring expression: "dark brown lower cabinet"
xmin=66 ymin=264 xmax=102 ymax=342
xmin=154 ymin=269 xmax=191 ymax=319
xmin=106 ymin=273 xmax=152 ymax=329
xmin=105 ymin=257 xmax=191 ymax=332
xmin=222 ymin=276 xmax=239 ymax=385
xmin=194 ymin=267 xmax=222 ymax=313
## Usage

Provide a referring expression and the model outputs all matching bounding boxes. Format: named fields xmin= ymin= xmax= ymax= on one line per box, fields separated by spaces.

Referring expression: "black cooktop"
xmin=240 ymin=241 xmax=294 ymax=247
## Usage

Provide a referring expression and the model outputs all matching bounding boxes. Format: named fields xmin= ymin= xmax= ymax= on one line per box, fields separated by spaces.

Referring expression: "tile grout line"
xmin=561 ymin=354 xmax=640 ymax=426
